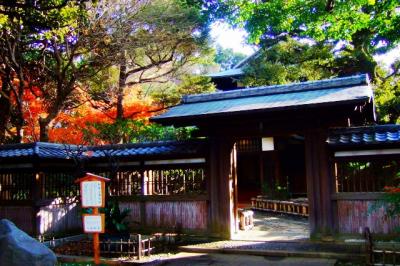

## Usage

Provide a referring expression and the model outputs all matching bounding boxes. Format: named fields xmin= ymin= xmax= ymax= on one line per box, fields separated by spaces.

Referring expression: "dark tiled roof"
xmin=0 ymin=141 xmax=206 ymax=160
xmin=152 ymin=74 xmax=373 ymax=123
xmin=0 ymin=142 xmax=74 ymax=159
xmin=88 ymin=141 xmax=204 ymax=158
xmin=328 ymin=124 xmax=400 ymax=146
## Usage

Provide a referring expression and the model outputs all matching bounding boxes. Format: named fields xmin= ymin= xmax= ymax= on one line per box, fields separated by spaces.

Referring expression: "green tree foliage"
xmin=0 ymin=0 xmax=117 ymax=142
xmin=222 ymin=0 xmax=399 ymax=77
xmin=241 ymin=38 xmax=337 ymax=86
xmin=86 ymin=0 xmax=212 ymax=119
xmin=375 ymin=75 xmax=400 ymax=123
xmin=79 ymin=0 xmax=215 ymax=144
xmin=150 ymin=74 xmax=215 ymax=107
xmin=101 ymin=199 xmax=131 ymax=233
xmin=0 ymin=1 xmax=88 ymax=30
xmin=0 ymin=0 xmax=214 ymax=143
xmin=82 ymin=119 xmax=197 ymax=144
xmin=0 ymin=0 xmax=90 ymax=142
xmin=214 ymin=45 xmax=247 ymax=70
xmin=214 ymin=0 xmax=400 ymax=122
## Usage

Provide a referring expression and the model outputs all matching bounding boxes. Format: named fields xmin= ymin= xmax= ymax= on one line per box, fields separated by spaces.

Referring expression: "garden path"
xmin=233 ymin=211 xmax=309 ymax=241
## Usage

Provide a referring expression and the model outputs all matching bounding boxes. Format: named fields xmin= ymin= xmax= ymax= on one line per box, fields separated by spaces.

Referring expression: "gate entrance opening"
xmin=234 ymin=135 xmax=310 ymax=241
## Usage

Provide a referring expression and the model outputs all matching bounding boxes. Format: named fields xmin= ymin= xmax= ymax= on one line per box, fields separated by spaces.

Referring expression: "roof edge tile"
xmin=183 ymin=74 xmax=369 ymax=104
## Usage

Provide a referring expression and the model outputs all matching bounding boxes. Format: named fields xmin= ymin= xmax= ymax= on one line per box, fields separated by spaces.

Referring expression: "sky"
xmin=375 ymin=47 xmax=400 ymax=68
xmin=210 ymin=22 xmax=256 ymax=55
xmin=211 ymin=22 xmax=400 ymax=68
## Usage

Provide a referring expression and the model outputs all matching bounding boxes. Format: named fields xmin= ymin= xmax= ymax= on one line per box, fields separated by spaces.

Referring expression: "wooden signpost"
xmin=76 ymin=173 xmax=110 ymax=265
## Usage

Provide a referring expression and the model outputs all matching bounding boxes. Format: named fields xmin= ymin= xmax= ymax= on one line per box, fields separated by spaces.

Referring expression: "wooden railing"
xmin=0 ymin=172 xmax=33 ymax=201
xmin=365 ymin=227 xmax=400 ymax=265
xmin=103 ymin=167 xmax=206 ymax=197
xmin=96 ymin=235 xmax=155 ymax=259
xmin=144 ymin=168 xmax=206 ymax=195
xmin=251 ymin=196 xmax=309 ymax=217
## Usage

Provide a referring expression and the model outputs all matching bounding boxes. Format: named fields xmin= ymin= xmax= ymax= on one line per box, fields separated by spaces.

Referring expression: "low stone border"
xmin=179 ymin=247 xmax=365 ymax=260
xmin=56 ymin=254 xmax=167 ymax=265
xmin=57 ymin=254 xmax=135 ymax=265
xmin=178 ymin=246 xmax=365 ymax=261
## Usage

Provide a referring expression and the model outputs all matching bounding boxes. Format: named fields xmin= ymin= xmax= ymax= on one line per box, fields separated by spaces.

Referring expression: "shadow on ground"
xmin=144 ymin=252 xmax=337 ymax=266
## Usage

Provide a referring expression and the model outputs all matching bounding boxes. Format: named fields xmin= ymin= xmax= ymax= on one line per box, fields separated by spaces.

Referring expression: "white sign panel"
xmin=81 ymin=181 xmax=102 ymax=207
xmin=262 ymin=137 xmax=275 ymax=151
xmin=83 ymin=215 xmax=103 ymax=233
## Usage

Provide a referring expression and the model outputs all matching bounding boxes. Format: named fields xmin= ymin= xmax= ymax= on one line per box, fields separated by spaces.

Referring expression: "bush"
xmin=101 ymin=199 xmax=131 ymax=233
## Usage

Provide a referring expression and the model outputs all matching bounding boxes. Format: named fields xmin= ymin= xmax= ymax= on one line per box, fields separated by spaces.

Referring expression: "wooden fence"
xmin=251 ymin=196 xmax=309 ymax=217
xmin=333 ymin=157 xmax=400 ymax=234
xmin=0 ymin=157 xmax=208 ymax=237
xmin=119 ymin=197 xmax=208 ymax=232
xmin=0 ymin=206 xmax=35 ymax=234
xmin=333 ymin=193 xmax=400 ymax=234
xmin=37 ymin=198 xmax=82 ymax=235
xmin=0 ymin=172 xmax=32 ymax=201
xmin=53 ymin=234 xmax=166 ymax=259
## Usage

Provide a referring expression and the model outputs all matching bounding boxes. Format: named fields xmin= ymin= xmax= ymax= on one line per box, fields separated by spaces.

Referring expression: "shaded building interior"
xmin=236 ymin=136 xmax=307 ymax=208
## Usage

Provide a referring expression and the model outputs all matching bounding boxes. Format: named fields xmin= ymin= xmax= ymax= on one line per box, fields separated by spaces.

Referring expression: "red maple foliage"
xmin=1 ymin=77 xmax=158 ymax=144
xmin=384 ymin=186 xmax=400 ymax=194
xmin=49 ymin=98 xmax=154 ymax=144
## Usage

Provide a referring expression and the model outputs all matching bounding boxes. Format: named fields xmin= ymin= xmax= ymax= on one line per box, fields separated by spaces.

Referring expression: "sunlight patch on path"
xmin=232 ymin=211 xmax=309 ymax=241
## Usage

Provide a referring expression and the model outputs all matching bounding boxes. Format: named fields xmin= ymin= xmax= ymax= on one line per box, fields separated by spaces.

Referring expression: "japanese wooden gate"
xmin=152 ymin=75 xmax=375 ymax=238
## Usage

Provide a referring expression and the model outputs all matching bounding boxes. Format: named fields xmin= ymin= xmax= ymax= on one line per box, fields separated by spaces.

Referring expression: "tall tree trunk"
xmin=14 ymin=85 xmax=25 ymax=143
xmin=115 ymin=58 xmax=128 ymax=144
xmin=117 ymin=58 xmax=127 ymax=120
xmin=39 ymin=117 xmax=50 ymax=142
xmin=352 ymin=31 xmax=378 ymax=80
xmin=0 ymin=70 xmax=12 ymax=143
xmin=353 ymin=48 xmax=377 ymax=80
xmin=39 ymin=111 xmax=57 ymax=142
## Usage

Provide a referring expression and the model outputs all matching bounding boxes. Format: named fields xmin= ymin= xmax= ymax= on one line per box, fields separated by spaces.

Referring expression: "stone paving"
xmin=179 ymin=211 xmax=364 ymax=258
xmin=180 ymin=240 xmax=365 ymax=254
xmin=233 ymin=210 xmax=309 ymax=241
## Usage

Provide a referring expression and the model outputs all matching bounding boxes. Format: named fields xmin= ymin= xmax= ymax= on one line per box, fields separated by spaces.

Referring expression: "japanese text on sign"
xmin=83 ymin=215 xmax=103 ymax=233
xmin=81 ymin=181 xmax=102 ymax=207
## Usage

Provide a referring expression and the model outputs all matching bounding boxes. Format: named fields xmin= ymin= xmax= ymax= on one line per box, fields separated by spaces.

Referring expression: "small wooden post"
xmin=137 ymin=234 xmax=142 ymax=260
xmin=148 ymin=238 xmax=151 ymax=256
xmin=92 ymin=207 xmax=100 ymax=265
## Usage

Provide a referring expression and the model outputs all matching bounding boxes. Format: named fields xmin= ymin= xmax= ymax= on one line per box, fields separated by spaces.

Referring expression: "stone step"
xmin=178 ymin=241 xmax=366 ymax=261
